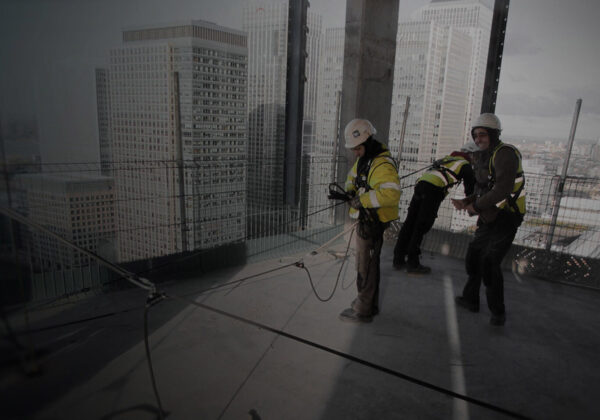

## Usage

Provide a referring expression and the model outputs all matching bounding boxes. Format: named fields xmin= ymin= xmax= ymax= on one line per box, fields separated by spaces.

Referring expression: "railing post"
xmin=545 ymin=99 xmax=582 ymax=252
xmin=397 ymin=96 xmax=410 ymax=163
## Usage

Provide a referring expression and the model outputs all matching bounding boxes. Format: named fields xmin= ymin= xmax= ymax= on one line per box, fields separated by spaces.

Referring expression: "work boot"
xmin=351 ymin=299 xmax=379 ymax=316
xmin=406 ymin=264 xmax=431 ymax=275
xmin=454 ymin=296 xmax=479 ymax=313
xmin=490 ymin=313 xmax=506 ymax=326
xmin=339 ymin=307 xmax=373 ymax=323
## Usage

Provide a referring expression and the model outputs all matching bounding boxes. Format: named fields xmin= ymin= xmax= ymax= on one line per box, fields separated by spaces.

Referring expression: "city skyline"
xmin=1 ymin=0 xmax=599 ymax=165
xmin=1 ymin=0 xmax=599 ymax=322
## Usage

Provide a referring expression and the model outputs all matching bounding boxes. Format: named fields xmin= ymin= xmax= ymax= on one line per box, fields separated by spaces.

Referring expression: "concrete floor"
xmin=2 ymin=242 xmax=600 ymax=420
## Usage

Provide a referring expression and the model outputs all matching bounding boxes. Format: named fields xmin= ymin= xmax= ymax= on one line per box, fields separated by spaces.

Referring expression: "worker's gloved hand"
xmin=349 ymin=196 xmax=362 ymax=209
xmin=432 ymin=159 xmax=443 ymax=169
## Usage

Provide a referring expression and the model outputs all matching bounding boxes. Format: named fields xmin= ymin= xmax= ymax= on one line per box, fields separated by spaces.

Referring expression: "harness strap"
xmin=437 ymin=166 xmax=460 ymax=190
xmin=489 ymin=143 xmax=525 ymax=214
xmin=354 ymin=155 xmax=398 ymax=224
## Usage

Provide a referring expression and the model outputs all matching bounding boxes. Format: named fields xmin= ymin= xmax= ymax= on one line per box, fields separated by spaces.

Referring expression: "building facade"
xmin=389 ymin=20 xmax=472 ymax=228
xmin=95 ymin=68 xmax=112 ymax=177
xmin=413 ymin=0 xmax=493 ymax=143
xmin=243 ymin=1 xmax=322 ymax=238
xmin=12 ymin=174 xmax=115 ymax=268
xmin=106 ymin=21 xmax=247 ymax=262
xmin=307 ymin=27 xmax=345 ymax=227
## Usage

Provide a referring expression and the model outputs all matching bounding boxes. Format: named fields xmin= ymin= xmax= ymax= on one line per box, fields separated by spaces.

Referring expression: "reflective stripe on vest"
xmin=419 ymin=157 xmax=467 ymax=189
xmin=345 ymin=150 xmax=401 ymax=223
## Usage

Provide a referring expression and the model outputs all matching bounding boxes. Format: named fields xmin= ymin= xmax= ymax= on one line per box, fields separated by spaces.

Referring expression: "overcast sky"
xmin=1 ymin=0 xmax=599 ymax=164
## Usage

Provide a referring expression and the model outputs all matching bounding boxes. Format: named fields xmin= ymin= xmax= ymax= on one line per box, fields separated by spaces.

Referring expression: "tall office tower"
xmin=243 ymin=1 xmax=322 ymax=238
xmin=413 ymin=0 xmax=493 ymax=143
xmin=307 ymin=27 xmax=345 ymax=227
xmin=389 ymin=21 xmax=472 ymax=228
xmin=95 ymin=68 xmax=112 ymax=176
xmin=12 ymin=174 xmax=115 ymax=268
xmin=390 ymin=21 xmax=472 ymax=164
xmin=107 ymin=21 xmax=247 ymax=262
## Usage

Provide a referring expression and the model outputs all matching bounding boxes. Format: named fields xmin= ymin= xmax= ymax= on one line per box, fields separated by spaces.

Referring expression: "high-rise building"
xmin=307 ymin=27 xmax=345 ymax=227
xmin=95 ymin=68 xmax=112 ymax=176
xmin=390 ymin=21 xmax=472 ymax=164
xmin=389 ymin=20 xmax=472 ymax=227
xmin=243 ymin=1 xmax=322 ymax=238
xmin=12 ymin=174 xmax=116 ymax=268
xmin=389 ymin=0 xmax=492 ymax=231
xmin=105 ymin=21 xmax=247 ymax=262
xmin=412 ymin=0 xmax=493 ymax=143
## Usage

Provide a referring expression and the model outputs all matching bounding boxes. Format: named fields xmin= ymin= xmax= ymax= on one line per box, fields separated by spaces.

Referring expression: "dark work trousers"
xmin=462 ymin=210 xmax=522 ymax=315
xmin=352 ymin=218 xmax=387 ymax=316
xmin=393 ymin=181 xmax=445 ymax=267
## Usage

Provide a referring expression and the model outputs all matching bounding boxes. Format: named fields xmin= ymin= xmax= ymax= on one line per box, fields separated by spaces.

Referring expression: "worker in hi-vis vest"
xmin=393 ymin=144 xmax=476 ymax=274
xmin=452 ymin=113 xmax=526 ymax=327
xmin=339 ymin=118 xmax=401 ymax=323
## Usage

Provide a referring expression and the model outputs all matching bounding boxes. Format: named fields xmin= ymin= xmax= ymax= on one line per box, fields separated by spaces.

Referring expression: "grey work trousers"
xmin=352 ymin=219 xmax=387 ymax=316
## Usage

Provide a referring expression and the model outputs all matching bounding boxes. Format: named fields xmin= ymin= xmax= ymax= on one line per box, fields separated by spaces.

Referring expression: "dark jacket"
xmin=468 ymin=140 xmax=520 ymax=223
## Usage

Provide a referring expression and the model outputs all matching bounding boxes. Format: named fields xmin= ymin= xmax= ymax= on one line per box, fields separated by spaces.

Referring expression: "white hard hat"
xmin=344 ymin=118 xmax=376 ymax=148
xmin=471 ymin=113 xmax=501 ymax=131
xmin=461 ymin=140 xmax=480 ymax=153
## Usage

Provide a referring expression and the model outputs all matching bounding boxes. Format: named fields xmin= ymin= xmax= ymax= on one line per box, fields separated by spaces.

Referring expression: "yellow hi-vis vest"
xmin=490 ymin=142 xmax=526 ymax=215
xmin=345 ymin=149 xmax=401 ymax=223
xmin=418 ymin=156 xmax=470 ymax=195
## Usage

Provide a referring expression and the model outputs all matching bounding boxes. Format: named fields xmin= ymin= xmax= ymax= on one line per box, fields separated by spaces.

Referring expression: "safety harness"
xmin=433 ymin=158 xmax=462 ymax=190
xmin=488 ymin=142 xmax=526 ymax=215
xmin=355 ymin=156 xmax=397 ymax=224
xmin=420 ymin=156 xmax=468 ymax=194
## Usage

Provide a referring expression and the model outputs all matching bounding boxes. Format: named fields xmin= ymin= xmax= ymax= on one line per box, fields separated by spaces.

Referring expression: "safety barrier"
xmin=2 ymin=159 xmax=599 ymax=308
xmin=389 ymin=171 xmax=600 ymax=289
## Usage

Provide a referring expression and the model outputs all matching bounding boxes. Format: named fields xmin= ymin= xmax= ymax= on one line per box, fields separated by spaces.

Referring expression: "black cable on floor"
xmin=4 ymin=257 xmax=314 ymax=337
xmin=301 ymin=226 xmax=355 ymax=302
xmin=166 ymin=294 xmax=532 ymax=420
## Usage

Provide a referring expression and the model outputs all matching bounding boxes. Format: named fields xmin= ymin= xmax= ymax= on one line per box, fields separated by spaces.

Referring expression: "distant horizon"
xmin=502 ymin=133 xmax=599 ymax=144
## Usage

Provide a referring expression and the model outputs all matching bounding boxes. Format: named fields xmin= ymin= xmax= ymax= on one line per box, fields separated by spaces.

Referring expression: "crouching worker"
xmin=393 ymin=143 xmax=477 ymax=274
xmin=339 ymin=119 xmax=401 ymax=323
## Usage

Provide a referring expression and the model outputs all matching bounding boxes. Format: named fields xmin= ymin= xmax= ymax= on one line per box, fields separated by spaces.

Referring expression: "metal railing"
xmin=2 ymin=159 xmax=599 ymax=309
xmin=0 ymin=157 xmax=347 ymax=306
xmin=388 ymin=170 xmax=600 ymax=289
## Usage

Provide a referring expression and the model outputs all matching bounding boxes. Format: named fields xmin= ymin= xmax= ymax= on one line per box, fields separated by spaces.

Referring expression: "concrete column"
xmin=338 ymin=0 xmax=399 ymax=183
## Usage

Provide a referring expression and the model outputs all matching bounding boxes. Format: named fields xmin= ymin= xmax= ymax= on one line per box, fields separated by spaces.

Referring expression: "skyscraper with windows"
xmin=95 ymin=68 xmax=112 ymax=177
xmin=307 ymin=27 xmax=345 ymax=227
xmin=105 ymin=21 xmax=247 ymax=262
xmin=243 ymin=1 xmax=322 ymax=238
xmin=389 ymin=20 xmax=472 ymax=228
xmin=12 ymin=174 xmax=115 ymax=268
xmin=413 ymin=0 xmax=493 ymax=143
xmin=390 ymin=21 xmax=472 ymax=163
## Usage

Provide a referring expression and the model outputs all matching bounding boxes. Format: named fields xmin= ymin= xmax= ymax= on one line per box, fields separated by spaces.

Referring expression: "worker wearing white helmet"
xmin=451 ymin=113 xmax=526 ymax=326
xmin=338 ymin=118 xmax=401 ymax=323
